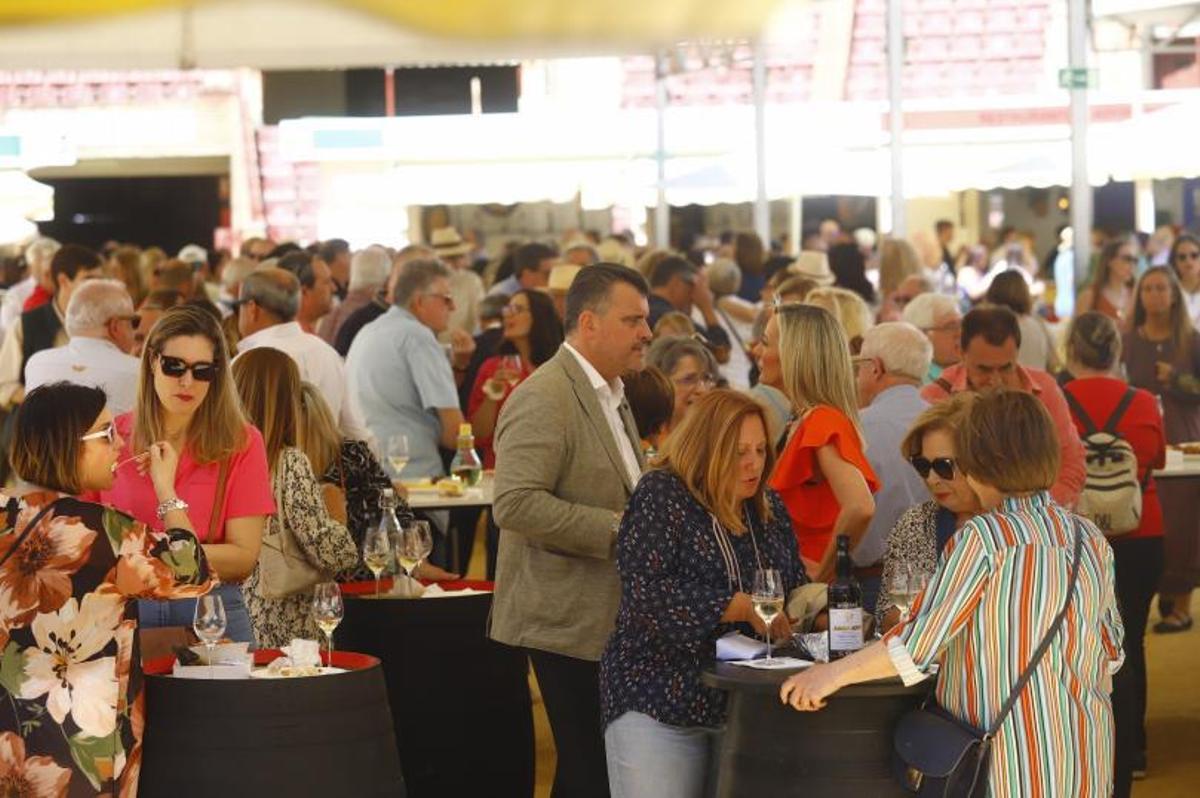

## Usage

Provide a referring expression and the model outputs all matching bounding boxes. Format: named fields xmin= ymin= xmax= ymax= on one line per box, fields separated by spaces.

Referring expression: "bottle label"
xmin=828 ymin=608 xmax=864 ymax=652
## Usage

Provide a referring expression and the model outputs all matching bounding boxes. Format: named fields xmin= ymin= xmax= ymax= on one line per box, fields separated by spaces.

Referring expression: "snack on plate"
xmin=1176 ymin=442 xmax=1200 ymax=456
xmin=436 ymin=476 xmax=465 ymax=497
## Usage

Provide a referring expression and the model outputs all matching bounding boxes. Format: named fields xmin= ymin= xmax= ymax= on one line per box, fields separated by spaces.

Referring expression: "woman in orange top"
xmin=765 ymin=303 xmax=877 ymax=581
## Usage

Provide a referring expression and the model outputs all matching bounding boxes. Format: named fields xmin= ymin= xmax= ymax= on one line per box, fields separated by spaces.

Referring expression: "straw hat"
xmin=790 ymin=250 xmax=835 ymax=286
xmin=430 ymin=227 xmax=471 ymax=258
xmin=548 ymin=264 xmax=582 ymax=293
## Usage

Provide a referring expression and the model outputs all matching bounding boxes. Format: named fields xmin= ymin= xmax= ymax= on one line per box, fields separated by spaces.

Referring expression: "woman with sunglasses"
xmin=0 ymin=382 xmax=213 ymax=795
xmin=876 ymin=394 xmax=981 ymax=632
xmin=93 ymin=305 xmax=274 ymax=644
xmin=1169 ymin=233 xmax=1200 ymax=325
xmin=1076 ymin=237 xmax=1138 ymax=325
xmin=466 ymin=289 xmax=563 ymax=468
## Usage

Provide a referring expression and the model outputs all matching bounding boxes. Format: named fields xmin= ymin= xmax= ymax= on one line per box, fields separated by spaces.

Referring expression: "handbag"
xmin=892 ymin=518 xmax=1084 ymax=796
xmin=257 ymin=455 xmax=327 ymax=599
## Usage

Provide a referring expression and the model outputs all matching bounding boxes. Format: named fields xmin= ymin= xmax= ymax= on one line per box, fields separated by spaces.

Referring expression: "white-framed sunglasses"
xmin=80 ymin=423 xmax=117 ymax=446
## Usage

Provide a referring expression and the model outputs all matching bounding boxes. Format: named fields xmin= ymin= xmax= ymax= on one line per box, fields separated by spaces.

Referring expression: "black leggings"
xmin=1110 ymin=536 xmax=1164 ymax=797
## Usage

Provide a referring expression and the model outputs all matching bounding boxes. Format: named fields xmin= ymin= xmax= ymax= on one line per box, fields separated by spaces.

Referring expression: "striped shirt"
xmin=884 ymin=492 xmax=1124 ymax=797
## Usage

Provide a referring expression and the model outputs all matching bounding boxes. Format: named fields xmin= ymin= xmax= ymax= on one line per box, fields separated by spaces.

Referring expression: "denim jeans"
xmin=137 ymin=583 xmax=256 ymax=647
xmin=604 ymin=711 xmax=720 ymax=798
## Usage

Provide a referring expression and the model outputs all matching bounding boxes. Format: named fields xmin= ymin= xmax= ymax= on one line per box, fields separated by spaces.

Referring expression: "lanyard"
xmin=709 ymin=506 xmax=765 ymax=593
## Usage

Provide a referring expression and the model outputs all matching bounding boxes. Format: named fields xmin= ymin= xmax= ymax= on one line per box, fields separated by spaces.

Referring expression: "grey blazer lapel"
xmin=556 ymin=347 xmax=638 ymax=494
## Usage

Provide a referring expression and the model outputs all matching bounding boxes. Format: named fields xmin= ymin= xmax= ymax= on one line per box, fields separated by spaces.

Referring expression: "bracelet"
xmin=156 ymin=496 xmax=189 ymax=521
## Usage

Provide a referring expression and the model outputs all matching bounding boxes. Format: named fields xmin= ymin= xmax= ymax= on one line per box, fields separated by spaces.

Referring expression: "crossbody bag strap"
xmin=715 ymin=305 xmax=746 ymax=351
xmin=0 ymin=500 xmax=61 ymax=571
xmin=986 ymin=518 xmax=1084 ymax=739
xmin=207 ymin=458 xmax=231 ymax=544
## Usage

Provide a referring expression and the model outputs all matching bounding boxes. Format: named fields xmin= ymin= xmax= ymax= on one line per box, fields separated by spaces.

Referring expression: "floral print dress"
xmin=244 ymin=448 xmax=359 ymax=648
xmin=0 ymin=490 xmax=212 ymax=797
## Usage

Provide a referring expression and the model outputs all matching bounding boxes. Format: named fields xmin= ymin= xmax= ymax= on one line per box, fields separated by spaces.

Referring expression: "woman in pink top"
xmin=97 ymin=305 xmax=274 ymax=643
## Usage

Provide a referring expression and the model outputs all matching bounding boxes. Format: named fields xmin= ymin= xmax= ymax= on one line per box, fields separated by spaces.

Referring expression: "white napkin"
xmin=715 ymin=632 xmax=767 ymax=661
xmin=281 ymin=639 xmax=322 ymax=668
xmin=172 ymin=658 xmax=252 ymax=679
xmin=421 ymin=584 xmax=487 ymax=599
xmin=188 ymin=642 xmax=249 ymax=666
xmin=728 ymin=657 xmax=813 ymax=670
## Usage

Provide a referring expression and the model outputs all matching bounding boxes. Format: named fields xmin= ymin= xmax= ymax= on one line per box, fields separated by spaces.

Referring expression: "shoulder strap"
xmin=207 ymin=458 xmax=231 ymax=543
xmin=0 ymin=499 xmax=61 ymax=571
xmin=934 ymin=376 xmax=953 ymax=395
xmin=1101 ymin=388 xmax=1138 ymax=436
xmin=986 ymin=518 xmax=1084 ymax=738
xmin=1061 ymin=386 xmax=1098 ymax=436
xmin=715 ymin=305 xmax=746 ymax=350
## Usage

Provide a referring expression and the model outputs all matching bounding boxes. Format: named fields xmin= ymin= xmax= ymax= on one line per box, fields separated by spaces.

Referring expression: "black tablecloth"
xmin=703 ymin=662 xmax=933 ymax=797
xmin=337 ymin=583 xmax=534 ymax=798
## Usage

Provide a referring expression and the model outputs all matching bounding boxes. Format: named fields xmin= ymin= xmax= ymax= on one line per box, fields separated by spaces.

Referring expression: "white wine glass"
xmin=396 ymin=520 xmax=434 ymax=579
xmin=751 ymin=568 xmax=785 ymax=665
xmin=192 ymin=594 xmax=227 ymax=679
xmin=362 ymin=526 xmax=392 ymax=596
xmin=500 ymin=354 xmax=523 ymax=387
xmin=888 ymin=564 xmax=922 ymax=623
xmin=311 ymin=582 xmax=344 ymax=668
xmin=387 ymin=434 xmax=411 ymax=478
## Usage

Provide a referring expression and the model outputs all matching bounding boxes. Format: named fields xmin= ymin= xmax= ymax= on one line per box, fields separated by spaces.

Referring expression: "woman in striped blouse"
xmin=781 ymin=389 xmax=1125 ymax=796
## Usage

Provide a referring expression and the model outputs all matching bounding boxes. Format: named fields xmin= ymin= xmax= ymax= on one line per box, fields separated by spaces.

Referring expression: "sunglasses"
xmin=80 ymin=422 xmax=117 ymax=446
xmin=910 ymin=455 xmax=956 ymax=480
xmin=114 ymin=314 xmax=141 ymax=330
xmin=157 ymin=354 xmax=218 ymax=382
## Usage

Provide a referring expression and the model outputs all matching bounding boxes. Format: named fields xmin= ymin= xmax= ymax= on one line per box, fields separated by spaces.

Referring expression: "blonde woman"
xmin=768 ymin=304 xmax=877 ymax=581
xmin=232 ymin=349 xmax=358 ymax=647
xmin=600 ymin=390 xmax=808 ymax=797
xmin=96 ymin=304 xmax=274 ymax=643
xmin=806 ymin=286 xmax=873 ymax=353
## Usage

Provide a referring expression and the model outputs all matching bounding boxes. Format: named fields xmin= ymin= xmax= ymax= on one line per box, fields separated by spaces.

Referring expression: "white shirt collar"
xmin=563 ymin=342 xmax=625 ymax=404
xmin=69 ymin=336 xmax=129 ymax=356
xmin=237 ymin=320 xmax=304 ymax=353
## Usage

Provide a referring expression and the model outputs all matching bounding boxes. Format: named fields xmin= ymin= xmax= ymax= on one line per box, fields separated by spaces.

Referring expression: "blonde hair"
xmin=809 ymin=287 xmax=873 ymax=351
xmin=776 ymin=303 xmax=863 ymax=442
xmin=878 ymin=237 xmax=922 ymax=297
xmin=654 ymin=390 xmax=774 ymax=532
xmin=134 ymin=305 xmax=247 ymax=464
xmin=636 ymin=248 xmax=674 ymax=279
xmin=230 ymin=347 xmax=301 ymax=474
xmin=900 ymin=393 xmax=976 ymax=459
xmin=653 ymin=311 xmax=697 ymax=339
xmin=298 ymin=381 xmax=342 ymax=479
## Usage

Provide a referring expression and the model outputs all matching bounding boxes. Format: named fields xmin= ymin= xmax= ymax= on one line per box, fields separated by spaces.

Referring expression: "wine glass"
xmin=396 ymin=520 xmax=434 ymax=579
xmin=889 ymin=564 xmax=929 ymax=623
xmin=500 ymin=354 xmax=523 ymax=387
xmin=192 ymin=594 xmax=227 ymax=679
xmin=387 ymin=434 xmax=411 ymax=478
xmin=311 ymin=582 xmax=344 ymax=668
xmin=362 ymin=525 xmax=392 ymax=596
xmin=751 ymin=569 xmax=785 ymax=665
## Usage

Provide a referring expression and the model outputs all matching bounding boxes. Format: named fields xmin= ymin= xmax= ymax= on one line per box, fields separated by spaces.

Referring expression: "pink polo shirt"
xmin=93 ymin=412 xmax=276 ymax=543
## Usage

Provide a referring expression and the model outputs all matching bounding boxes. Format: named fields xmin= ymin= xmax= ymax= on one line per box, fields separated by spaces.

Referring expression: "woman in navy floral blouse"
xmin=600 ymin=389 xmax=808 ymax=798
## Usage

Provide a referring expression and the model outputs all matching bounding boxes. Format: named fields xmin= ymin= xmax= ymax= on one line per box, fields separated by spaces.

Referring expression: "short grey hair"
xmin=646 ymin=335 xmax=719 ymax=379
xmin=25 ymin=237 xmax=60 ymax=269
xmin=349 ymin=246 xmax=391 ymax=292
xmin=220 ymin=257 xmax=257 ymax=292
xmin=241 ymin=267 xmax=300 ymax=321
xmin=65 ymin=278 xmax=133 ymax=335
xmin=859 ymin=322 xmax=931 ymax=381
xmin=393 ymin=259 xmax=450 ymax=307
xmin=706 ymin=258 xmax=742 ymax=297
xmin=902 ymin=292 xmax=959 ymax=330
xmin=564 ymin=242 xmax=599 ymax=265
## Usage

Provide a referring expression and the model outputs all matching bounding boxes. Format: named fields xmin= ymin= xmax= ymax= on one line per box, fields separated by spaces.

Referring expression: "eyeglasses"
xmin=924 ymin=320 xmax=962 ymax=335
xmin=425 ymin=292 xmax=456 ymax=308
xmin=113 ymin=314 xmax=141 ymax=330
xmin=674 ymin=373 xmax=716 ymax=390
xmin=157 ymin=354 xmax=218 ymax=382
xmin=910 ymin=455 xmax=956 ymax=480
xmin=501 ymin=304 xmax=529 ymax=317
xmin=80 ymin=423 xmax=117 ymax=446
xmin=851 ymin=355 xmax=877 ymax=373
xmin=1117 ymin=254 xmax=1138 ymax=264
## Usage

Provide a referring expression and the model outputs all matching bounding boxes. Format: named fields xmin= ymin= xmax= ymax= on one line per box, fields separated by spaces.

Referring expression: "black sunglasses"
xmin=910 ymin=455 xmax=956 ymax=480
xmin=157 ymin=354 xmax=218 ymax=382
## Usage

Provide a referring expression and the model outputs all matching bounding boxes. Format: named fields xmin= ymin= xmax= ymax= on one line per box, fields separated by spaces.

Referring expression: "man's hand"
xmin=449 ymin=329 xmax=476 ymax=369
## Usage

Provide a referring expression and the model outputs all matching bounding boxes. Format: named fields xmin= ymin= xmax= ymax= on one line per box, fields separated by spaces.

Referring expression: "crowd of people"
xmin=0 ymin=216 xmax=1192 ymax=796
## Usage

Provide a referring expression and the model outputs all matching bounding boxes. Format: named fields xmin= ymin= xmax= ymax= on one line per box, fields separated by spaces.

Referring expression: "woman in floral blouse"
xmin=600 ymin=390 xmax=808 ymax=797
xmin=0 ymin=382 xmax=212 ymax=797
xmin=231 ymin=349 xmax=359 ymax=648
xmin=876 ymin=394 xmax=981 ymax=631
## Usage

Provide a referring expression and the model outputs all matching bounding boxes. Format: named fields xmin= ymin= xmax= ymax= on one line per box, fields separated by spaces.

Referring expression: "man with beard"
xmin=490 ymin=263 xmax=651 ymax=798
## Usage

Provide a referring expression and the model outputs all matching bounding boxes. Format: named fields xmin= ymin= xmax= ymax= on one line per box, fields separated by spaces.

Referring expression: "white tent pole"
xmin=1068 ymin=0 xmax=1091 ymax=288
xmin=887 ymin=0 xmax=905 ymax=237
xmin=752 ymin=39 xmax=770 ymax=246
xmin=655 ymin=51 xmax=670 ymax=249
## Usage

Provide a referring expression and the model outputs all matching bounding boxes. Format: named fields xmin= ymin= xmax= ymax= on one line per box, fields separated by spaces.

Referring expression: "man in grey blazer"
xmin=491 ymin=263 xmax=651 ymax=798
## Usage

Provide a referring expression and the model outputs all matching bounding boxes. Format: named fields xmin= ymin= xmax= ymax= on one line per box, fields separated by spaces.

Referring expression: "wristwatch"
xmin=156 ymin=496 xmax=189 ymax=521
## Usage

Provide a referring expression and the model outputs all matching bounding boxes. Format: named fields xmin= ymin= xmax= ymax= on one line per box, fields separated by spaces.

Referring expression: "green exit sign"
xmin=1058 ymin=68 xmax=1097 ymax=90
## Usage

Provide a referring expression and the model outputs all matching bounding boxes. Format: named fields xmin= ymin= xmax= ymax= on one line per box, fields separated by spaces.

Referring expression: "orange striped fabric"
xmin=884 ymin=492 xmax=1124 ymax=796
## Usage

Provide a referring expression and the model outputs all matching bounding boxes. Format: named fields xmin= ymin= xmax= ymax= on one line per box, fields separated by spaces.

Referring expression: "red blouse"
xmin=768 ymin=405 xmax=880 ymax=562
xmin=1062 ymin=376 xmax=1165 ymax=539
xmin=466 ymin=355 xmax=532 ymax=469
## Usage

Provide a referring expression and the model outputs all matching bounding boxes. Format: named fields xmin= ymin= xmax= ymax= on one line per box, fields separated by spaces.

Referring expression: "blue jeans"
xmin=605 ymin=711 xmax=720 ymax=798
xmin=137 ymin=583 xmax=256 ymax=647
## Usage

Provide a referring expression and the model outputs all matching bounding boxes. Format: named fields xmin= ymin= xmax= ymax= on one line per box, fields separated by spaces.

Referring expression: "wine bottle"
xmin=450 ymin=423 xmax=483 ymax=486
xmin=827 ymin=534 xmax=864 ymax=660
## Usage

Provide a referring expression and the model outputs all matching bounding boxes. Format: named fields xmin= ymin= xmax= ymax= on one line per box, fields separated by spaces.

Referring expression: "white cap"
xmin=177 ymin=244 xmax=208 ymax=265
